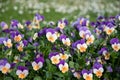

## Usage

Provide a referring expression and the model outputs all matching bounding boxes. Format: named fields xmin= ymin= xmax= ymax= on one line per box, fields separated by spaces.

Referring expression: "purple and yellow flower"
xmin=16 ymin=66 xmax=29 ymax=79
xmin=57 ymin=60 xmax=69 ymax=73
xmin=10 ymin=20 xmax=19 ymax=29
xmin=82 ymin=69 xmax=93 ymax=80
xmin=110 ymin=38 xmax=120 ymax=51
xmin=74 ymin=39 xmax=87 ymax=52
xmin=73 ymin=71 xmax=81 ymax=79
xmin=59 ymin=53 xmax=70 ymax=60
xmin=46 ymin=28 xmax=58 ymax=43
xmin=59 ymin=34 xmax=71 ymax=46
xmin=78 ymin=18 xmax=89 ymax=26
xmin=57 ymin=19 xmax=68 ymax=29
xmin=79 ymin=27 xmax=91 ymax=38
xmin=85 ymin=33 xmax=95 ymax=45
xmin=25 ymin=21 xmax=32 ymax=30
xmin=49 ymin=52 xmax=60 ymax=64
xmin=0 ymin=59 xmax=11 ymax=74
xmin=99 ymin=47 xmax=110 ymax=60
xmin=32 ymin=55 xmax=44 ymax=71
xmin=34 ymin=13 xmax=44 ymax=23
xmin=104 ymin=22 xmax=115 ymax=35
xmin=93 ymin=62 xmax=104 ymax=78
xmin=0 ymin=22 xmax=8 ymax=30
xmin=3 ymin=39 xmax=12 ymax=48
xmin=10 ymin=31 xmax=23 ymax=42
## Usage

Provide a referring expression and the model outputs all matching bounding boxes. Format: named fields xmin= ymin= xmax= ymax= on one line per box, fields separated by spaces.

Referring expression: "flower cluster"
xmin=0 ymin=13 xmax=120 ymax=79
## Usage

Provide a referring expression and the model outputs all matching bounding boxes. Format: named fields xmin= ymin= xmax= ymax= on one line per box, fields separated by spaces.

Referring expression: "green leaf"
xmin=4 ymin=77 xmax=13 ymax=80
xmin=69 ymin=61 xmax=74 ymax=68
xmin=34 ymin=76 xmax=42 ymax=80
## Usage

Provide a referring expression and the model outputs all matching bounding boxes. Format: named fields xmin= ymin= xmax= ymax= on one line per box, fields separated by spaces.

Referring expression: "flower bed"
xmin=0 ymin=13 xmax=120 ymax=80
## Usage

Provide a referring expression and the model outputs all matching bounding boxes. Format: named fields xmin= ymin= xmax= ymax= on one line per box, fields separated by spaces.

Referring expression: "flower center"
xmin=96 ymin=70 xmax=102 ymax=78
xmin=61 ymin=66 xmax=68 ymax=73
xmin=19 ymin=73 xmax=26 ymax=79
xmin=2 ymin=67 xmax=9 ymax=74
xmin=33 ymin=64 xmax=40 ymax=71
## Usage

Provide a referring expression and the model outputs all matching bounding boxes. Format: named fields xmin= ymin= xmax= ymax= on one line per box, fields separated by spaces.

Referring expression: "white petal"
xmin=38 ymin=62 xmax=43 ymax=68
xmin=16 ymin=70 xmax=22 ymax=75
xmin=83 ymin=73 xmax=87 ymax=79
xmin=59 ymin=64 xmax=63 ymax=70
xmin=93 ymin=69 xmax=98 ymax=74
xmin=23 ymin=70 xmax=28 ymax=76
xmin=52 ymin=34 xmax=57 ymax=40
xmin=32 ymin=61 xmax=37 ymax=67
xmin=46 ymin=32 xmax=52 ymax=38
xmin=77 ymin=44 xmax=81 ymax=49
xmin=89 ymin=73 xmax=93 ymax=78
xmin=7 ymin=39 xmax=11 ymax=43
xmin=0 ymin=66 xmax=3 ymax=70
xmin=5 ymin=63 xmax=10 ymax=69
xmin=99 ymin=67 xmax=104 ymax=72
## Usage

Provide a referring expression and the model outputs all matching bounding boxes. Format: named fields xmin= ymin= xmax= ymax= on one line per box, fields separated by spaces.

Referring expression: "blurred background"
xmin=0 ymin=0 xmax=120 ymax=24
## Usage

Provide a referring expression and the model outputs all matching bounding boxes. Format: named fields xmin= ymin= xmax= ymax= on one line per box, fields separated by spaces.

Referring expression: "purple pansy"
xmin=10 ymin=31 xmax=23 ymax=42
xmin=73 ymin=39 xmax=87 ymax=52
xmin=49 ymin=52 xmax=60 ymax=64
xmin=0 ymin=22 xmax=8 ymax=30
xmin=46 ymin=28 xmax=58 ymax=43
xmin=93 ymin=62 xmax=104 ymax=78
xmin=10 ymin=20 xmax=19 ymax=29
xmin=106 ymin=66 xmax=113 ymax=72
xmin=59 ymin=34 xmax=71 ymax=46
xmin=57 ymin=60 xmax=69 ymax=73
xmin=98 ymin=47 xmax=110 ymax=60
xmin=81 ymin=69 xmax=93 ymax=80
xmin=0 ymin=59 xmax=11 ymax=74
xmin=110 ymin=38 xmax=120 ymax=51
xmin=32 ymin=55 xmax=44 ymax=71
xmin=57 ymin=19 xmax=68 ymax=29
xmin=34 ymin=13 xmax=44 ymax=22
xmin=16 ymin=66 xmax=29 ymax=79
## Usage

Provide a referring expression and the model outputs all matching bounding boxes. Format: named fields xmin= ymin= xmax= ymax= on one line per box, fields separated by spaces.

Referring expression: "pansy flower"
xmin=17 ymin=23 xmax=24 ymax=29
xmin=0 ymin=22 xmax=8 ymax=30
xmin=116 ymin=14 xmax=120 ymax=21
xmin=16 ymin=66 xmax=29 ymax=79
xmin=0 ymin=59 xmax=11 ymax=74
xmin=3 ymin=39 xmax=12 ymax=48
xmin=0 ymin=37 xmax=8 ymax=44
xmin=110 ymin=38 xmax=120 ymax=51
xmin=10 ymin=20 xmax=19 ymax=29
xmin=49 ymin=52 xmax=60 ymax=64
xmin=82 ymin=69 xmax=93 ymax=80
xmin=85 ymin=33 xmax=95 ymax=45
xmin=77 ymin=18 xmax=89 ymax=26
xmin=33 ymin=33 xmax=38 ymax=40
xmin=46 ymin=28 xmax=58 ymax=43
xmin=59 ymin=34 xmax=71 ymax=46
xmin=79 ymin=27 xmax=91 ymax=38
xmin=73 ymin=71 xmax=81 ymax=79
xmin=34 ymin=13 xmax=44 ymax=23
xmin=99 ymin=47 xmax=110 ymax=60
xmin=57 ymin=19 xmax=68 ymax=29
xmin=57 ymin=60 xmax=69 ymax=73
xmin=10 ymin=31 xmax=23 ymax=42
xmin=74 ymin=39 xmax=87 ymax=52
xmin=59 ymin=53 xmax=70 ymax=60
xmin=93 ymin=62 xmax=104 ymax=78
xmin=25 ymin=21 xmax=32 ymax=30
xmin=32 ymin=55 xmax=44 ymax=71
xmin=104 ymin=22 xmax=115 ymax=35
